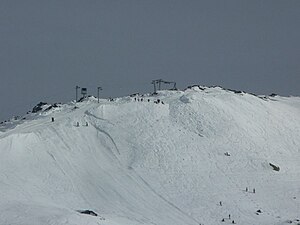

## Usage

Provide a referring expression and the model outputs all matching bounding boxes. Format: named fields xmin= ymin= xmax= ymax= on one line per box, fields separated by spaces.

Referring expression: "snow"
xmin=0 ymin=87 xmax=299 ymax=225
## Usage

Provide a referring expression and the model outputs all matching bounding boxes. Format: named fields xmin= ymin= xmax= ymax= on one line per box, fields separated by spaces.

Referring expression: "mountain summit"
xmin=0 ymin=86 xmax=299 ymax=225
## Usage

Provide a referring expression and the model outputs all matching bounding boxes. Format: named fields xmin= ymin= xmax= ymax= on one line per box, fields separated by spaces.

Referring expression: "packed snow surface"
xmin=0 ymin=86 xmax=299 ymax=225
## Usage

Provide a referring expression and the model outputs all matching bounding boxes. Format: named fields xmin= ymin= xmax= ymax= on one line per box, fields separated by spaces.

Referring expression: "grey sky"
xmin=0 ymin=0 xmax=299 ymax=121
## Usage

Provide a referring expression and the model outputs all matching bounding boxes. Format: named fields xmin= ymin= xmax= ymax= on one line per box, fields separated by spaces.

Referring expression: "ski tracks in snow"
xmin=131 ymin=169 xmax=200 ymax=225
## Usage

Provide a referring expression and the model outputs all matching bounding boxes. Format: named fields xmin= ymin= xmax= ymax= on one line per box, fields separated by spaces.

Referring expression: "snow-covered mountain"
xmin=0 ymin=86 xmax=299 ymax=225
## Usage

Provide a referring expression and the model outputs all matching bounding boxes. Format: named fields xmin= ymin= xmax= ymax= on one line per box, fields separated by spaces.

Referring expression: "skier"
xmin=76 ymin=122 xmax=79 ymax=127
xmin=219 ymin=201 xmax=222 ymax=206
xmin=51 ymin=117 xmax=54 ymax=122
xmin=86 ymin=122 xmax=88 ymax=126
xmin=221 ymin=218 xmax=225 ymax=222
xmin=246 ymin=187 xmax=248 ymax=192
xmin=253 ymin=188 xmax=256 ymax=193
xmin=229 ymin=214 xmax=231 ymax=219
xmin=232 ymin=220 xmax=235 ymax=224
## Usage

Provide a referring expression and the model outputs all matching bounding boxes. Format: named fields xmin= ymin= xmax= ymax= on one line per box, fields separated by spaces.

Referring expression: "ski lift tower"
xmin=151 ymin=79 xmax=163 ymax=94
xmin=81 ymin=88 xmax=87 ymax=99
xmin=151 ymin=79 xmax=177 ymax=93
xmin=151 ymin=80 xmax=157 ymax=94
xmin=157 ymin=79 xmax=163 ymax=90
xmin=75 ymin=85 xmax=80 ymax=102
xmin=97 ymin=87 xmax=102 ymax=103
xmin=163 ymin=80 xmax=177 ymax=90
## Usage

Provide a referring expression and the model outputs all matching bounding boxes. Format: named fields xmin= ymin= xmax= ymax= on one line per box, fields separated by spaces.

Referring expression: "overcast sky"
xmin=0 ymin=0 xmax=299 ymax=121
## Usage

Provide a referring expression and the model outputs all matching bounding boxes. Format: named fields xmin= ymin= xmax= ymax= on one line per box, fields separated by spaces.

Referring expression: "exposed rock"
xmin=44 ymin=103 xmax=60 ymax=112
xmin=77 ymin=210 xmax=98 ymax=217
xmin=224 ymin=152 xmax=231 ymax=156
xmin=269 ymin=163 xmax=280 ymax=171
xmin=32 ymin=102 xmax=47 ymax=113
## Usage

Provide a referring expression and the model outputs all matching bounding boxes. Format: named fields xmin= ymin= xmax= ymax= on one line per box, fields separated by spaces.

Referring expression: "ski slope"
xmin=0 ymin=86 xmax=299 ymax=225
